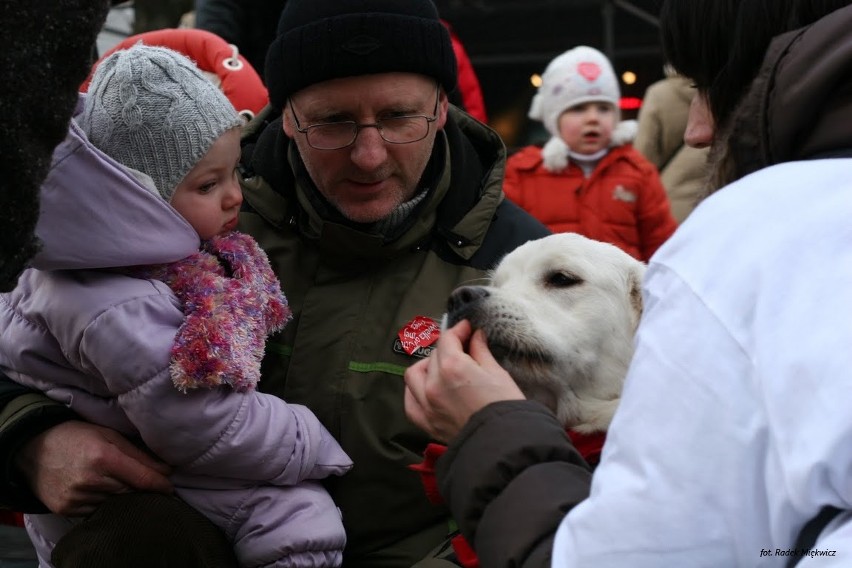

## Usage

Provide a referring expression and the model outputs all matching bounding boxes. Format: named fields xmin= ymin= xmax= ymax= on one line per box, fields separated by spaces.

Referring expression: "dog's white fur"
xmin=445 ymin=233 xmax=645 ymax=433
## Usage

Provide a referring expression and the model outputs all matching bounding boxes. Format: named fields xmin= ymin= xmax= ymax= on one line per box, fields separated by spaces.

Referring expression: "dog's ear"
xmin=628 ymin=266 xmax=645 ymax=332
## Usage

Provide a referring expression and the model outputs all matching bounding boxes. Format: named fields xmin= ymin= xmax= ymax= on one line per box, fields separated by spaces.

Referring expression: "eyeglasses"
xmin=288 ymin=84 xmax=440 ymax=150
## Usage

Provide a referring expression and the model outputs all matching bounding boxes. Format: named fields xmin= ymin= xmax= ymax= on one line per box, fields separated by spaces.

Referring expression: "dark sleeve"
xmin=468 ymin=200 xmax=551 ymax=270
xmin=0 ymin=376 xmax=77 ymax=512
xmin=437 ymin=400 xmax=592 ymax=567
xmin=0 ymin=0 xmax=109 ymax=292
xmin=194 ymin=0 xmax=247 ymax=45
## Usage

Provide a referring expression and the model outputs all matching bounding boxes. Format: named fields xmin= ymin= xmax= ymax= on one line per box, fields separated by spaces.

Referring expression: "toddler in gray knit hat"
xmin=79 ymin=43 xmax=244 ymax=235
xmin=34 ymin=42 xmax=353 ymax=568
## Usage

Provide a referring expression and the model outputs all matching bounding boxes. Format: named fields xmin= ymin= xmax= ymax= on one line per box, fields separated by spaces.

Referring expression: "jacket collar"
xmin=720 ymin=5 xmax=852 ymax=185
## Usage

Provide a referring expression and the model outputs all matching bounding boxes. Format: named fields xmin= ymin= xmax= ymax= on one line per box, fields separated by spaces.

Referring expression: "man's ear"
xmin=281 ymin=111 xmax=295 ymax=138
xmin=436 ymin=90 xmax=450 ymax=130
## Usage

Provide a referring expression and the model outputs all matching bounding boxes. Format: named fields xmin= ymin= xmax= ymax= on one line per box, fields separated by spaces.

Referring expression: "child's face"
xmin=557 ymin=101 xmax=616 ymax=155
xmin=170 ymin=128 xmax=243 ymax=240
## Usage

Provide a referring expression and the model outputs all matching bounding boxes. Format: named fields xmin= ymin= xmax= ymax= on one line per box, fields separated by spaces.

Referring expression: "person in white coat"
xmin=403 ymin=0 xmax=852 ymax=565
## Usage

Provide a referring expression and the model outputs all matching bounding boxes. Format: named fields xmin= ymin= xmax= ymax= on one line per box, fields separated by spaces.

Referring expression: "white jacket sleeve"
xmin=553 ymin=160 xmax=852 ymax=567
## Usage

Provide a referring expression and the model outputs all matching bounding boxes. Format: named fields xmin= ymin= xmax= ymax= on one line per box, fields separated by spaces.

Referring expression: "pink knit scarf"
xmin=131 ymin=232 xmax=291 ymax=392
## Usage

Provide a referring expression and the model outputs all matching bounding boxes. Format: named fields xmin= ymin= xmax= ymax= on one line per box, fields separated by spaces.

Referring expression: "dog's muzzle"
xmin=446 ymin=285 xmax=490 ymax=328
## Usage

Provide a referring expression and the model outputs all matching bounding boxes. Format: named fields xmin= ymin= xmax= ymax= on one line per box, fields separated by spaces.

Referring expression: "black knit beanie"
xmin=265 ymin=0 xmax=457 ymax=109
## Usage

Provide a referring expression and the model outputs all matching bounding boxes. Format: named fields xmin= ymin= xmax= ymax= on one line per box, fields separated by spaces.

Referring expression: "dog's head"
xmin=446 ymin=233 xmax=645 ymax=432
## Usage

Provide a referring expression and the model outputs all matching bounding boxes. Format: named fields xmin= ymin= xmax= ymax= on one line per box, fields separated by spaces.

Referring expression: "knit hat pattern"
xmin=79 ymin=44 xmax=243 ymax=201
xmin=265 ymin=0 xmax=457 ymax=108
xmin=529 ymin=46 xmax=621 ymax=137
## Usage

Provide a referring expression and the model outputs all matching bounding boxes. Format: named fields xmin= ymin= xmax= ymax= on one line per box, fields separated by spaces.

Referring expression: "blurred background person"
xmin=442 ymin=19 xmax=488 ymax=123
xmin=634 ymin=65 xmax=710 ymax=223
xmin=503 ymin=45 xmax=677 ymax=262
xmin=133 ymin=0 xmax=193 ymax=34
xmin=0 ymin=1 xmax=110 ymax=566
xmin=0 ymin=0 xmax=109 ymax=290
xmin=193 ymin=0 xmax=282 ymax=81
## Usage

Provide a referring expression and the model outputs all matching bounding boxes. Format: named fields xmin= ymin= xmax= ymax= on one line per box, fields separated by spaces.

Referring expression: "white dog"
xmin=445 ymin=233 xmax=646 ymax=434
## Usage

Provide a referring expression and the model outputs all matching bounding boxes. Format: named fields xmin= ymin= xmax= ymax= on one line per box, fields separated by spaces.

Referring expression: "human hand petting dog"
xmin=404 ymin=319 xmax=525 ymax=443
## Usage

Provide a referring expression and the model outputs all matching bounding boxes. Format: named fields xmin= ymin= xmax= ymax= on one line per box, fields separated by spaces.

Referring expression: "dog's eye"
xmin=545 ymin=271 xmax=583 ymax=288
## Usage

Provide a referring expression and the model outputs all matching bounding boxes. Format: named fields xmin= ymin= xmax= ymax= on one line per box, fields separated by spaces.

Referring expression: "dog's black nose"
xmin=447 ymin=286 xmax=490 ymax=314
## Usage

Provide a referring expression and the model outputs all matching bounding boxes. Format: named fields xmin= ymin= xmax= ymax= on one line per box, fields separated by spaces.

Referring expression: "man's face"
xmin=283 ymin=72 xmax=448 ymax=224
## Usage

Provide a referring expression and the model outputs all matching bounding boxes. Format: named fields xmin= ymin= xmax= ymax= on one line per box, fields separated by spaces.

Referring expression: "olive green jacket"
xmin=237 ymin=105 xmax=548 ymax=565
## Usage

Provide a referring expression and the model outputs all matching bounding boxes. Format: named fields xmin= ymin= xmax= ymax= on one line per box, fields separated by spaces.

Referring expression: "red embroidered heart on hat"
xmin=577 ymin=61 xmax=601 ymax=82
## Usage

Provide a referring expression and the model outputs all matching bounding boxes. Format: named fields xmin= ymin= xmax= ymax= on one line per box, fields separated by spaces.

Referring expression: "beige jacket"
xmin=634 ymin=75 xmax=709 ymax=223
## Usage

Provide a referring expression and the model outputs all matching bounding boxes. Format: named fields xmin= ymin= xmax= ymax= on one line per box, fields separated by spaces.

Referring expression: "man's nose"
xmin=349 ymin=125 xmax=388 ymax=169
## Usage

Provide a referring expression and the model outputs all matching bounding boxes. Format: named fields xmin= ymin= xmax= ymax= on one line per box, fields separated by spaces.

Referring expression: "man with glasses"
xmin=0 ymin=0 xmax=549 ymax=566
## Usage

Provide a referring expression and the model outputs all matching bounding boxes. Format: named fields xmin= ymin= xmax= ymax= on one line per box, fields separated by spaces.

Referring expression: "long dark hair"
xmin=661 ymin=0 xmax=852 ymax=129
xmin=661 ymin=0 xmax=852 ymax=194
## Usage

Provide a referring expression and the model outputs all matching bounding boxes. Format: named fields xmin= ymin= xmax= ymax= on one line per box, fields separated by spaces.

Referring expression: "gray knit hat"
xmin=79 ymin=44 xmax=243 ymax=201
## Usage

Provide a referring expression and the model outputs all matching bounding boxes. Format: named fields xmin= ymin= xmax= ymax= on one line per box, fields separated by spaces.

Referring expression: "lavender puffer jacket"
xmin=0 ymin=97 xmax=352 ymax=568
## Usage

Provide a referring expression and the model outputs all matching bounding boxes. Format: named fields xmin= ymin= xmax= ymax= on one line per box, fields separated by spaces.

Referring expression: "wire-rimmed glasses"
xmin=288 ymin=84 xmax=440 ymax=150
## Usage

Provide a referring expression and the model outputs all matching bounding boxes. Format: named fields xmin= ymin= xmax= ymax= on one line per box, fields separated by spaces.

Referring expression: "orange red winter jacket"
xmin=504 ymin=144 xmax=678 ymax=262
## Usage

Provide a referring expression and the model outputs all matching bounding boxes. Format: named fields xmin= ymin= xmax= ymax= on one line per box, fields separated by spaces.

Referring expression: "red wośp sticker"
xmin=397 ymin=316 xmax=441 ymax=356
